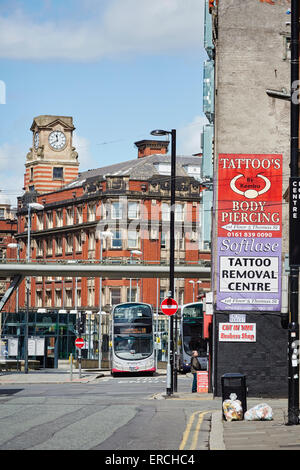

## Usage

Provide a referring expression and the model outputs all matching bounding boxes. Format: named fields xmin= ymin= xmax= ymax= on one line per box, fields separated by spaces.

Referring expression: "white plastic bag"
xmin=223 ymin=393 xmax=243 ymax=421
xmin=244 ymin=403 xmax=273 ymax=421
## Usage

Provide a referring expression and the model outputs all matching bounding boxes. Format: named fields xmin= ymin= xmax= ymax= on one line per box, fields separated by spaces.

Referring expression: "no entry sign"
xmin=75 ymin=337 xmax=84 ymax=349
xmin=161 ymin=298 xmax=178 ymax=316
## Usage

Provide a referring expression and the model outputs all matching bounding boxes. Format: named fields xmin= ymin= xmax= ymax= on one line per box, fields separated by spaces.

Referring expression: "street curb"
xmin=209 ymin=411 xmax=226 ymax=450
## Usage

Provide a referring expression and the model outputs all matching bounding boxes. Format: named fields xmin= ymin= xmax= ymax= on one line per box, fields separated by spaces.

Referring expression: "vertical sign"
xmin=216 ymin=154 xmax=282 ymax=311
xmin=290 ymin=177 xmax=300 ymax=265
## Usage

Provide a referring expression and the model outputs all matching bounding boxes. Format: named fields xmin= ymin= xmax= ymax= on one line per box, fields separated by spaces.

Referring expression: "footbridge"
xmin=0 ymin=260 xmax=211 ymax=311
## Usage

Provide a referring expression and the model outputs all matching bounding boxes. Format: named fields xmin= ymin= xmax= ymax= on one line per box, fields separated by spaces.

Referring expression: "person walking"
xmin=190 ymin=350 xmax=201 ymax=393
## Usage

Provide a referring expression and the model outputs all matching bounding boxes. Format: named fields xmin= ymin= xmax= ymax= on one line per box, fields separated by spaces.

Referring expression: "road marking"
xmin=190 ymin=411 xmax=209 ymax=450
xmin=179 ymin=410 xmax=214 ymax=450
xmin=179 ymin=410 xmax=199 ymax=450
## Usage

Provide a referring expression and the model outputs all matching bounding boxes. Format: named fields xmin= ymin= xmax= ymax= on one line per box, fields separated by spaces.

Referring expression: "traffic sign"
xmin=161 ymin=297 xmax=178 ymax=316
xmin=75 ymin=337 xmax=84 ymax=349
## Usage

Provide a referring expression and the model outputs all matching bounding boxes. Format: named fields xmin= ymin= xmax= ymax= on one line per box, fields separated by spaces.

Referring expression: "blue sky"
xmin=0 ymin=0 xmax=207 ymax=205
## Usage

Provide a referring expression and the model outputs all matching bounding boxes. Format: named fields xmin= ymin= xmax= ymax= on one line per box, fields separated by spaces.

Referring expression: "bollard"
xmin=70 ymin=353 xmax=73 ymax=382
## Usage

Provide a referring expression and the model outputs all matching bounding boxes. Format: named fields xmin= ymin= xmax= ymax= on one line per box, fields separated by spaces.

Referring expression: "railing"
xmin=2 ymin=258 xmax=211 ymax=267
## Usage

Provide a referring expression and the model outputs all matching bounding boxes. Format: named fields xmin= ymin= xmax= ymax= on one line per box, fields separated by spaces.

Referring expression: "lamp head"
xmin=150 ymin=129 xmax=170 ymax=137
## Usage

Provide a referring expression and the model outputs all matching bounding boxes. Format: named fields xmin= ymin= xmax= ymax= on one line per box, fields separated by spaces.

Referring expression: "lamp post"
xmin=288 ymin=0 xmax=300 ymax=425
xmin=98 ymin=230 xmax=113 ymax=369
xmin=7 ymin=243 xmax=21 ymax=313
xmin=25 ymin=202 xmax=44 ymax=374
xmin=151 ymin=129 xmax=176 ymax=395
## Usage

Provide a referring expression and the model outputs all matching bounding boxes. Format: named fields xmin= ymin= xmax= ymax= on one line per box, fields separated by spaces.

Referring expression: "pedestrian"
xmin=190 ymin=350 xmax=201 ymax=393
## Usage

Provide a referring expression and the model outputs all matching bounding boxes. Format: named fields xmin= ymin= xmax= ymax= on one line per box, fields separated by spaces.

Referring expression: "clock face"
xmin=34 ymin=132 xmax=39 ymax=149
xmin=48 ymin=131 xmax=66 ymax=150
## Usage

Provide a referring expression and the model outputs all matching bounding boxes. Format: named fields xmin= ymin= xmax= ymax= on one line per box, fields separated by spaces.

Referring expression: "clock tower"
xmin=24 ymin=115 xmax=79 ymax=194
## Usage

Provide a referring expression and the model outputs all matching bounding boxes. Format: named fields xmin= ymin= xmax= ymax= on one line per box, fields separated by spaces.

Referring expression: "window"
xmin=55 ymin=289 xmax=62 ymax=307
xmin=176 ymin=233 xmax=185 ymax=251
xmin=36 ymin=240 xmax=43 ymax=257
xmin=66 ymin=235 xmax=73 ymax=253
xmin=66 ymin=208 xmax=73 ymax=225
xmin=112 ymin=230 xmax=122 ymax=249
xmin=46 ymin=211 xmax=53 ymax=229
xmin=55 ymin=237 xmax=62 ymax=255
xmin=36 ymin=291 xmax=43 ymax=308
xmin=37 ymin=213 xmax=43 ymax=230
xmin=127 ymin=288 xmax=137 ymax=302
xmin=128 ymin=202 xmax=139 ymax=219
xmin=161 ymin=203 xmax=170 ymax=221
xmin=175 ymin=204 xmax=184 ymax=222
xmin=46 ymin=239 xmax=53 ymax=256
xmin=284 ymin=35 xmax=291 ymax=61
xmin=56 ymin=210 xmax=63 ymax=228
xmin=88 ymin=231 xmax=95 ymax=251
xmin=161 ymin=231 xmax=167 ymax=249
xmin=30 ymin=168 xmax=34 ymax=181
xmin=76 ymin=206 xmax=83 ymax=224
xmin=0 ymin=209 xmax=5 ymax=219
xmin=45 ymin=290 xmax=52 ymax=308
xmin=88 ymin=203 xmax=96 ymax=222
xmin=160 ymin=290 xmax=166 ymax=306
xmin=76 ymin=288 xmax=82 ymax=308
xmin=128 ymin=230 xmax=138 ymax=249
xmin=111 ymin=288 xmax=121 ymax=305
xmin=65 ymin=289 xmax=72 ymax=307
xmin=112 ymin=202 xmax=122 ymax=220
xmin=87 ymin=287 xmax=94 ymax=307
xmin=75 ymin=234 xmax=82 ymax=252
xmin=53 ymin=167 xmax=64 ymax=180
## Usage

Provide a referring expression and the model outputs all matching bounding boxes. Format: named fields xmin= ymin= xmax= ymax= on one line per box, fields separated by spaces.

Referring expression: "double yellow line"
xmin=179 ymin=410 xmax=210 ymax=450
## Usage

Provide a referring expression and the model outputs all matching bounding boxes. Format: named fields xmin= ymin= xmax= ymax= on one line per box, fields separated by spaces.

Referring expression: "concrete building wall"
xmin=212 ymin=0 xmax=291 ymax=397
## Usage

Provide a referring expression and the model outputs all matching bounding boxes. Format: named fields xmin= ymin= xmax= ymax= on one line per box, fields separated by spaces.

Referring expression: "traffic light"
xmin=209 ymin=0 xmax=214 ymax=11
xmin=77 ymin=313 xmax=86 ymax=335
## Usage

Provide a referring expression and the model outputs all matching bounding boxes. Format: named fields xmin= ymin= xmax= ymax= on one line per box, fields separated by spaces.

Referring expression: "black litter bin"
xmin=221 ymin=373 xmax=247 ymax=420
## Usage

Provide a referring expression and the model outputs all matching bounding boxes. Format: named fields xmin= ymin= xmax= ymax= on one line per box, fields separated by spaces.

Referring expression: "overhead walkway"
xmin=0 ymin=260 xmax=211 ymax=280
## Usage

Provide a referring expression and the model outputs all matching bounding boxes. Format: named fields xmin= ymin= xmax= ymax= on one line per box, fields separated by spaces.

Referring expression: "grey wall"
xmin=212 ymin=0 xmax=291 ymax=398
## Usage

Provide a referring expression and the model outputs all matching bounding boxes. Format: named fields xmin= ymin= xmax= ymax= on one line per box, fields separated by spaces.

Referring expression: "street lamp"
xmin=189 ymin=280 xmax=203 ymax=303
xmin=129 ymin=250 xmax=142 ymax=302
xmin=25 ymin=202 xmax=44 ymax=374
xmin=151 ymin=128 xmax=176 ymax=395
xmin=98 ymin=230 xmax=113 ymax=369
xmin=7 ymin=243 xmax=21 ymax=313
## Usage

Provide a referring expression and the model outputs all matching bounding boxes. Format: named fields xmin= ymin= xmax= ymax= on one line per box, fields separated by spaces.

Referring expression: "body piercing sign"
xmin=216 ymin=154 xmax=282 ymax=312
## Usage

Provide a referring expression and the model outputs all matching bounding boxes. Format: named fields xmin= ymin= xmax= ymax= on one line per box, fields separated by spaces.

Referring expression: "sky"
xmin=0 ymin=0 xmax=208 ymax=206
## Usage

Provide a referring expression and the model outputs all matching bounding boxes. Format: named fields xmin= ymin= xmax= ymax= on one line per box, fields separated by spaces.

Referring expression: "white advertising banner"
xmin=218 ymin=323 xmax=256 ymax=342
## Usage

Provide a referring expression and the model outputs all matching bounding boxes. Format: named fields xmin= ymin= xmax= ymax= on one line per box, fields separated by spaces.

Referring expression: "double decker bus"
xmin=179 ymin=302 xmax=208 ymax=373
xmin=110 ymin=302 xmax=155 ymax=376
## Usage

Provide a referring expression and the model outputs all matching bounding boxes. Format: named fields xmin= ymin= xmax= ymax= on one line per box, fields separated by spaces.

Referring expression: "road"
xmin=0 ymin=373 xmax=220 ymax=451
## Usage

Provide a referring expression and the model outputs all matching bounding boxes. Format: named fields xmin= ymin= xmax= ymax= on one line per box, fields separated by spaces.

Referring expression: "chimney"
xmin=134 ymin=139 xmax=169 ymax=159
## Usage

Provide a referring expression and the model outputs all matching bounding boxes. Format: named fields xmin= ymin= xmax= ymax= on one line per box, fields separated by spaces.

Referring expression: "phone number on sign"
xmin=226 ymin=232 xmax=273 ymax=238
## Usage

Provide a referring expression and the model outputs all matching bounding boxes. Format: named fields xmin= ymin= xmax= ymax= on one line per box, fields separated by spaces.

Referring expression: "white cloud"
xmin=0 ymin=142 xmax=25 ymax=206
xmin=73 ymin=133 xmax=95 ymax=171
xmin=0 ymin=0 xmax=204 ymax=61
xmin=177 ymin=114 xmax=208 ymax=155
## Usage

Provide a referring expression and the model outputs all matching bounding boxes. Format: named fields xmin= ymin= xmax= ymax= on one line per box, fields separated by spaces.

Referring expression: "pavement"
xmin=1 ymin=369 xmax=300 ymax=450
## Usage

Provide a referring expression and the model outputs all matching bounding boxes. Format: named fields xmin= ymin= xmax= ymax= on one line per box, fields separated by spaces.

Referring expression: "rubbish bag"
xmin=244 ymin=403 xmax=273 ymax=421
xmin=222 ymin=393 xmax=243 ymax=421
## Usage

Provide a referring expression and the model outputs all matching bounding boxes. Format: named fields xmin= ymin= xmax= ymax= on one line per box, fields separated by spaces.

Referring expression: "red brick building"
xmin=15 ymin=116 xmax=210 ymax=314
xmin=0 ymin=195 xmax=18 ymax=313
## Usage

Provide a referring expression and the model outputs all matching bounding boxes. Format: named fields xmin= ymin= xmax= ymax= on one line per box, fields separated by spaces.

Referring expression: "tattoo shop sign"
xmin=216 ymin=154 xmax=282 ymax=312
